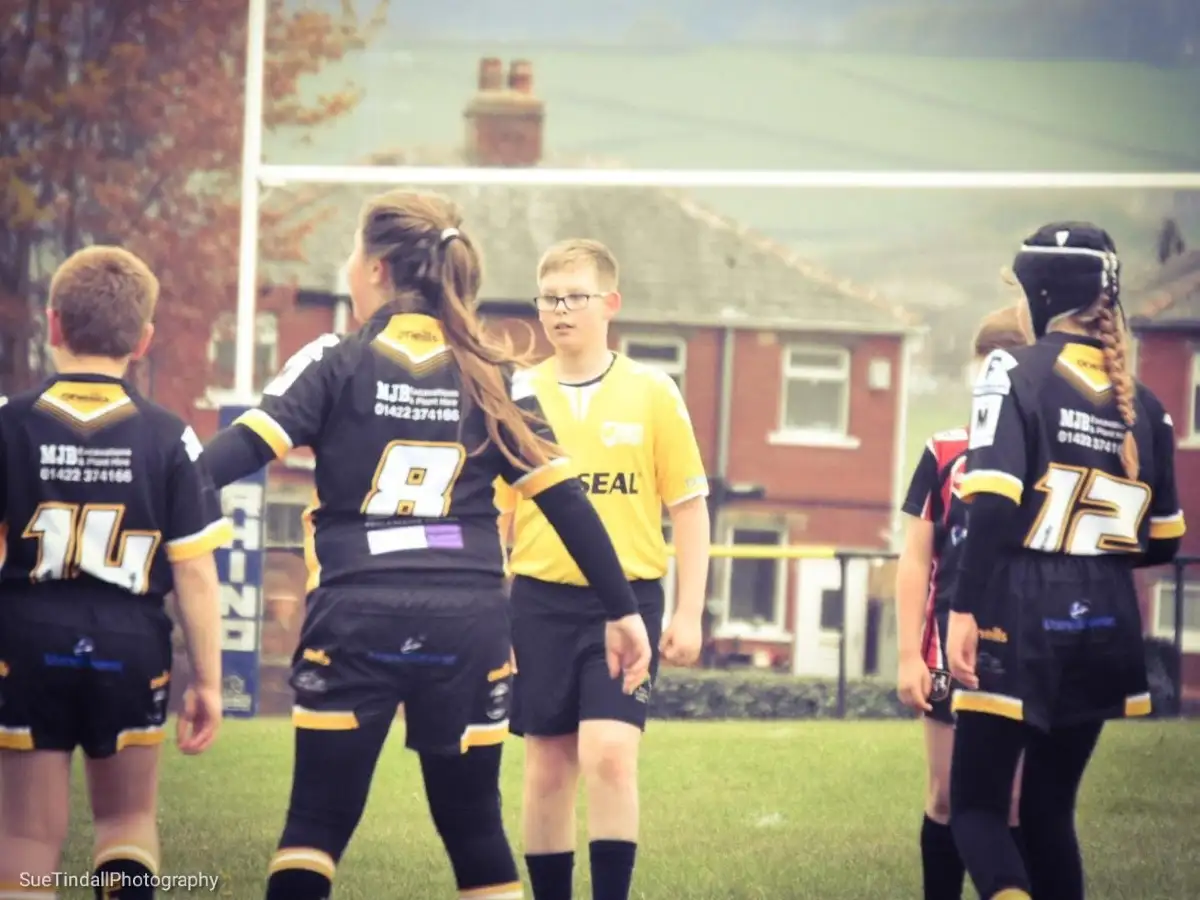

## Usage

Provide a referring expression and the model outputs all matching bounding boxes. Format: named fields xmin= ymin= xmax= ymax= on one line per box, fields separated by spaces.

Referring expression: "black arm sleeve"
xmin=950 ymin=493 xmax=1021 ymax=614
xmin=1135 ymin=538 xmax=1182 ymax=569
xmin=201 ymin=425 xmax=277 ymax=490
xmin=532 ymin=480 xmax=639 ymax=619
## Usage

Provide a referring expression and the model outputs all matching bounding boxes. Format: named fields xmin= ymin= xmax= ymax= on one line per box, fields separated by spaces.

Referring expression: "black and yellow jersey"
xmin=226 ymin=308 xmax=573 ymax=590
xmin=960 ymin=332 xmax=1186 ymax=555
xmin=0 ymin=374 xmax=232 ymax=602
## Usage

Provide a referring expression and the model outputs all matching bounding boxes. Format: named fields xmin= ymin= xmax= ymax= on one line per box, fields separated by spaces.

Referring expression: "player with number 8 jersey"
xmin=200 ymin=190 xmax=652 ymax=900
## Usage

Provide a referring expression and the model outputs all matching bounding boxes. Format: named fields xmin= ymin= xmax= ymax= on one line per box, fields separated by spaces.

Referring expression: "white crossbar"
xmin=256 ymin=164 xmax=1200 ymax=190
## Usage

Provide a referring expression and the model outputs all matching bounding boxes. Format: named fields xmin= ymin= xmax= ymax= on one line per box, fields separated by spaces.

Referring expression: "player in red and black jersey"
xmin=0 ymin=247 xmax=227 ymax=900
xmin=200 ymin=191 xmax=653 ymax=900
xmin=946 ymin=224 xmax=1186 ymax=900
xmin=896 ymin=305 xmax=1030 ymax=900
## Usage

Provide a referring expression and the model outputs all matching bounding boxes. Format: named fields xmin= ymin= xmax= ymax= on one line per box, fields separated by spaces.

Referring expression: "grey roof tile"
xmin=262 ymin=149 xmax=912 ymax=333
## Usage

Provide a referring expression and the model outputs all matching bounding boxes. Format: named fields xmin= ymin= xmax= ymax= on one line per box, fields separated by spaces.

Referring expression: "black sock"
xmin=526 ymin=851 xmax=574 ymax=900
xmin=920 ymin=815 xmax=966 ymax=900
xmin=952 ymin=810 xmax=1030 ymax=899
xmin=94 ymin=857 xmax=155 ymax=900
xmin=264 ymin=868 xmax=332 ymax=900
xmin=589 ymin=840 xmax=636 ymax=900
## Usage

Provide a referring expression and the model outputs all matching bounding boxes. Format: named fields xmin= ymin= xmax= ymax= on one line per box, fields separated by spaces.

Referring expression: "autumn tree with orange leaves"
xmin=0 ymin=0 xmax=385 ymax=404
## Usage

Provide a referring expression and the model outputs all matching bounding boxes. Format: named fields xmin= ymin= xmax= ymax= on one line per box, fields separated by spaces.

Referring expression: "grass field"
xmin=54 ymin=717 xmax=1200 ymax=899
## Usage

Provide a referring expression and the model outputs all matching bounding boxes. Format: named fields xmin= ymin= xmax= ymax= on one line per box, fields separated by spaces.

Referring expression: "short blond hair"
xmin=537 ymin=238 xmax=619 ymax=291
xmin=972 ymin=305 xmax=1030 ymax=358
xmin=49 ymin=246 xmax=159 ymax=358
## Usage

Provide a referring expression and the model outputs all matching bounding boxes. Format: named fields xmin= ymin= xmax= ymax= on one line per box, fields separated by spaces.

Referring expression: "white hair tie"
xmin=440 ymin=227 xmax=460 ymax=243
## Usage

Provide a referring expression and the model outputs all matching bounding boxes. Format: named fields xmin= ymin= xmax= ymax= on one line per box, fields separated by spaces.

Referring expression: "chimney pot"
xmin=478 ymin=57 xmax=503 ymax=91
xmin=508 ymin=60 xmax=533 ymax=94
xmin=465 ymin=59 xmax=544 ymax=168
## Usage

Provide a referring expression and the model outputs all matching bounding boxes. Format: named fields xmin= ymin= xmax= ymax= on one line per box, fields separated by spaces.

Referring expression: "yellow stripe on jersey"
xmin=234 ymin=409 xmax=293 ymax=458
xmin=512 ymin=457 xmax=575 ymax=499
xmin=35 ymin=380 xmax=137 ymax=435
xmin=503 ymin=355 xmax=709 ymax=586
xmin=958 ymin=469 xmax=1023 ymax=505
xmin=165 ymin=518 xmax=234 ymax=561
xmin=1149 ymin=511 xmax=1186 ymax=540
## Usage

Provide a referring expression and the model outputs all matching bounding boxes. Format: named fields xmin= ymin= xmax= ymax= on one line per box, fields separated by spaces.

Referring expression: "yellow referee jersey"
xmin=494 ymin=354 xmax=709 ymax=586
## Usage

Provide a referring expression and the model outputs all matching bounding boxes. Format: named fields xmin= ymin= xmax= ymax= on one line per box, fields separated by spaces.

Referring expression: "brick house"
xmin=1130 ymin=250 xmax=1200 ymax=691
xmin=179 ymin=59 xmax=915 ymax=703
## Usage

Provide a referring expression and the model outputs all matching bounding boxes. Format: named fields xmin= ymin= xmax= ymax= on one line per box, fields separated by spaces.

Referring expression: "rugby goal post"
xmin=232 ymin=0 xmax=1200 ymax=398
xmin=223 ymin=0 xmax=1200 ymax=716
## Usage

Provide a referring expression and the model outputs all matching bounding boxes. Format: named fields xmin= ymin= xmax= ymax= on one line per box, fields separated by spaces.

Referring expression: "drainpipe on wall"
xmin=701 ymin=325 xmax=737 ymax=665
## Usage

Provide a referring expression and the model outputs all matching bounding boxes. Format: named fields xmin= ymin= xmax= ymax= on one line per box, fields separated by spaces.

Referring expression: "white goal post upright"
xmin=233 ymin=0 xmax=270 ymax=403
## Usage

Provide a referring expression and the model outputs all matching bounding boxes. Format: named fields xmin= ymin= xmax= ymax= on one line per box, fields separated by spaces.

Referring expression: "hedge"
xmin=649 ymin=637 xmax=1182 ymax=720
xmin=648 ymin=669 xmax=910 ymax=720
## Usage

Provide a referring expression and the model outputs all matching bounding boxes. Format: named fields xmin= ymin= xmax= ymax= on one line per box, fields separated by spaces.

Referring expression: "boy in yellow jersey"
xmin=495 ymin=239 xmax=711 ymax=900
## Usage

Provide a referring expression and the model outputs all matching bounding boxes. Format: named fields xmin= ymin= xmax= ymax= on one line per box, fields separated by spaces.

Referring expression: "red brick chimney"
xmin=464 ymin=58 xmax=544 ymax=168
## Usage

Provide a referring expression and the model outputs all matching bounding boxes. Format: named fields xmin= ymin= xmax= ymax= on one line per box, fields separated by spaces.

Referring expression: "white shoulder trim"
xmin=972 ymin=348 xmax=1020 ymax=397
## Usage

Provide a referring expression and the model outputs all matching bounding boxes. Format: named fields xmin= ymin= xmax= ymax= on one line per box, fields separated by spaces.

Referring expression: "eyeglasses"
xmin=533 ymin=293 xmax=602 ymax=312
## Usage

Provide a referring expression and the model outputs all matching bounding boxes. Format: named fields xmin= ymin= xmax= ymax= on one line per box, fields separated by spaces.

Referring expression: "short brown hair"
xmin=972 ymin=305 xmax=1030 ymax=358
xmin=49 ymin=246 xmax=159 ymax=358
xmin=537 ymin=239 xmax=619 ymax=291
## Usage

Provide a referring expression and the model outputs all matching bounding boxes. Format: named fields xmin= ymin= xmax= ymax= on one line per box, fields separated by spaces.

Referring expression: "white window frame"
xmin=769 ymin=343 xmax=859 ymax=449
xmin=204 ymin=311 xmax=279 ymax=405
xmin=1188 ymin=350 xmax=1200 ymax=442
xmin=619 ymin=334 xmax=686 ymax=392
xmin=1151 ymin=578 xmax=1200 ymax=653
xmin=715 ymin=521 xmax=789 ymax=641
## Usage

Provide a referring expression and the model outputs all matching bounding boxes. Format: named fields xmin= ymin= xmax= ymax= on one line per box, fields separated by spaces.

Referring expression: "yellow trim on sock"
xmin=95 ymin=844 xmax=159 ymax=875
xmin=268 ymin=846 xmax=336 ymax=880
xmin=459 ymin=882 xmax=524 ymax=899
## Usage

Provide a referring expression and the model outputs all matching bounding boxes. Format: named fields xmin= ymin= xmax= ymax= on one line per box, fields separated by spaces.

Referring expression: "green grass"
xmin=55 ymin=718 xmax=1200 ymax=898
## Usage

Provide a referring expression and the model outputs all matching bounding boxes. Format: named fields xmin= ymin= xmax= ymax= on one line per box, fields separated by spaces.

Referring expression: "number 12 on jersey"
xmin=1025 ymin=463 xmax=1152 ymax=556
xmin=21 ymin=502 xmax=161 ymax=593
xmin=361 ymin=440 xmax=467 ymax=518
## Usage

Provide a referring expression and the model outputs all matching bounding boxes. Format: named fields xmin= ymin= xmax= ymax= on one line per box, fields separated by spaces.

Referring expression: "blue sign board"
xmin=215 ymin=405 xmax=265 ymax=717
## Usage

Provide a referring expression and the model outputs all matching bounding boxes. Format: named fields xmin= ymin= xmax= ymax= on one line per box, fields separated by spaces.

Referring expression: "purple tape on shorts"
xmin=424 ymin=524 xmax=464 ymax=549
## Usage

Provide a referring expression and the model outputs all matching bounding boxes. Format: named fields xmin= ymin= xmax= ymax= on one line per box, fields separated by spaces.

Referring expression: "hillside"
xmin=268 ymin=46 xmax=1200 ymax=373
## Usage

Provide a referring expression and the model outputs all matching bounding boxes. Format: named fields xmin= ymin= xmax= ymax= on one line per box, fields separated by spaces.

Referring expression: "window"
xmin=779 ymin=345 xmax=850 ymax=434
xmin=1190 ymin=351 xmax=1200 ymax=440
xmin=819 ymin=587 xmax=843 ymax=631
xmin=723 ymin=526 xmax=786 ymax=630
xmin=1153 ymin=578 xmax=1200 ymax=651
xmin=620 ymin=335 xmax=686 ymax=392
xmin=264 ymin=502 xmax=307 ymax=549
xmin=208 ymin=312 xmax=279 ymax=392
